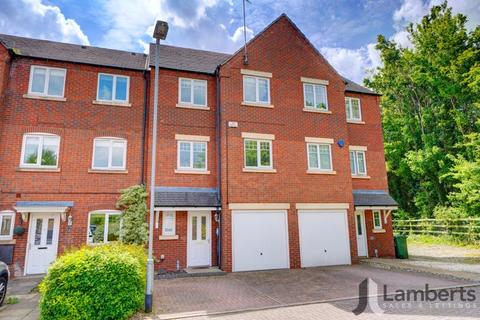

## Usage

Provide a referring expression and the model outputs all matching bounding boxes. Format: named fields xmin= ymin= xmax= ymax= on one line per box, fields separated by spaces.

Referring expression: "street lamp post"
xmin=146 ymin=20 xmax=169 ymax=314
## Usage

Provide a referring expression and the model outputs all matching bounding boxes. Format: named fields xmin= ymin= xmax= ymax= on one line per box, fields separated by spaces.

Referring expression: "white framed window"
xmin=243 ymin=76 xmax=270 ymax=104
xmin=177 ymin=141 xmax=207 ymax=171
xmin=162 ymin=211 xmax=176 ymax=236
xmin=20 ymin=133 xmax=60 ymax=168
xmin=307 ymin=143 xmax=333 ymax=171
xmin=350 ymin=150 xmax=367 ymax=176
xmin=92 ymin=138 xmax=127 ymax=170
xmin=244 ymin=139 xmax=272 ymax=169
xmin=304 ymin=83 xmax=328 ymax=111
xmin=97 ymin=73 xmax=130 ymax=103
xmin=28 ymin=65 xmax=66 ymax=97
xmin=373 ymin=210 xmax=382 ymax=229
xmin=345 ymin=97 xmax=362 ymax=121
xmin=179 ymin=78 xmax=207 ymax=107
xmin=87 ymin=210 xmax=122 ymax=244
xmin=0 ymin=211 xmax=15 ymax=240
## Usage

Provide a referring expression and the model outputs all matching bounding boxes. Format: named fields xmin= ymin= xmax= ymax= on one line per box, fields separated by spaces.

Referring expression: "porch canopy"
xmin=154 ymin=187 xmax=220 ymax=211
xmin=14 ymin=201 xmax=74 ymax=221
xmin=353 ymin=190 xmax=398 ymax=211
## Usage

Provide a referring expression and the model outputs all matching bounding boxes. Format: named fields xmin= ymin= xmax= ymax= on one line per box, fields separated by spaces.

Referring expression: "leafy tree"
xmin=116 ymin=185 xmax=148 ymax=245
xmin=366 ymin=1 xmax=480 ymax=217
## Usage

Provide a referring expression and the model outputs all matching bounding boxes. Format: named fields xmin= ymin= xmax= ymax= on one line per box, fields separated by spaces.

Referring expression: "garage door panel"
xmin=298 ymin=210 xmax=351 ymax=268
xmin=233 ymin=211 xmax=289 ymax=272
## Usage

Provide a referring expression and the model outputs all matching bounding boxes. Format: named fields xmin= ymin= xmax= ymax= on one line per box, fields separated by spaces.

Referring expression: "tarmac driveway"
xmin=153 ymin=264 xmax=475 ymax=318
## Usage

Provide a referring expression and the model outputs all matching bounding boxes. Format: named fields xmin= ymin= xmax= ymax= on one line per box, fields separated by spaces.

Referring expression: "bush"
xmin=39 ymin=244 xmax=146 ymax=320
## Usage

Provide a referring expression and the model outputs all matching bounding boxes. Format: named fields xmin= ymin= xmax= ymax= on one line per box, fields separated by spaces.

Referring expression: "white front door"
xmin=26 ymin=213 xmax=61 ymax=274
xmin=298 ymin=210 xmax=351 ymax=267
xmin=187 ymin=211 xmax=211 ymax=267
xmin=355 ymin=211 xmax=368 ymax=257
xmin=232 ymin=210 xmax=289 ymax=272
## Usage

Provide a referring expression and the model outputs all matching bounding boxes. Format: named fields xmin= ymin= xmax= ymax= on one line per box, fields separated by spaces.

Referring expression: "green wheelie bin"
xmin=394 ymin=234 xmax=409 ymax=259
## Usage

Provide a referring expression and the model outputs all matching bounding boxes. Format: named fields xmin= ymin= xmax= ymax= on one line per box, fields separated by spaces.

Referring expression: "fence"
xmin=393 ymin=218 xmax=480 ymax=244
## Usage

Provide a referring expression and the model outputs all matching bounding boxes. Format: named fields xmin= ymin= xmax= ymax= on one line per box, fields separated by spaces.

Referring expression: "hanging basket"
xmin=13 ymin=225 xmax=25 ymax=236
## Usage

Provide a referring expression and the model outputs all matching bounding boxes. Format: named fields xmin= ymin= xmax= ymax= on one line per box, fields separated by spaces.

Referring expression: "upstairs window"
xmin=345 ymin=97 xmax=362 ymax=121
xmin=244 ymin=139 xmax=272 ymax=169
xmin=243 ymin=76 xmax=270 ymax=104
xmin=350 ymin=150 xmax=367 ymax=176
xmin=92 ymin=138 xmax=127 ymax=170
xmin=304 ymin=83 xmax=328 ymax=111
xmin=0 ymin=211 xmax=15 ymax=241
xmin=177 ymin=141 xmax=207 ymax=171
xmin=21 ymin=133 xmax=60 ymax=168
xmin=179 ymin=78 xmax=207 ymax=107
xmin=28 ymin=66 xmax=66 ymax=97
xmin=97 ymin=74 xmax=129 ymax=103
xmin=88 ymin=210 xmax=121 ymax=244
xmin=307 ymin=143 xmax=332 ymax=171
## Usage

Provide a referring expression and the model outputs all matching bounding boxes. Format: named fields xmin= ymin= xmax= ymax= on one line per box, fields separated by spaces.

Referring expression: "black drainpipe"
xmin=215 ymin=65 xmax=222 ymax=269
xmin=140 ymin=70 xmax=149 ymax=185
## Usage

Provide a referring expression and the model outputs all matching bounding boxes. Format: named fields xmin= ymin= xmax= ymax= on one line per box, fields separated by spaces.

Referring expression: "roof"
xmin=0 ymin=34 xmax=147 ymax=71
xmin=154 ymin=187 xmax=220 ymax=208
xmin=15 ymin=201 xmax=74 ymax=207
xmin=343 ymin=77 xmax=379 ymax=95
xmin=353 ymin=190 xmax=398 ymax=207
xmin=149 ymin=44 xmax=230 ymax=74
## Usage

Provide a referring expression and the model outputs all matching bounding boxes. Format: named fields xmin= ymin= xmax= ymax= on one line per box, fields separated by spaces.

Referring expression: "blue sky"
xmin=0 ymin=0 xmax=479 ymax=83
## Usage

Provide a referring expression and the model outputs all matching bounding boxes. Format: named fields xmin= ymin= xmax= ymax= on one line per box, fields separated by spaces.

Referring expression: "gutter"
xmin=215 ymin=65 xmax=222 ymax=269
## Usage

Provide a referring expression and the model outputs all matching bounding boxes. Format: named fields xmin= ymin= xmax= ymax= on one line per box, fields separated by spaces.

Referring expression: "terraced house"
xmin=0 ymin=14 xmax=397 ymax=276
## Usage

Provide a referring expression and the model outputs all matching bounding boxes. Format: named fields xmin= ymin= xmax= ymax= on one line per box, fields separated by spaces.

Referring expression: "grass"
xmin=6 ymin=296 xmax=19 ymax=305
xmin=407 ymin=234 xmax=479 ymax=249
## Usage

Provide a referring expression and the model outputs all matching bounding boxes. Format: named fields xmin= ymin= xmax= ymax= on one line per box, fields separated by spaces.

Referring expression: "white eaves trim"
xmin=349 ymin=145 xmax=368 ymax=151
xmin=300 ymin=77 xmax=329 ymax=86
xmin=241 ymin=132 xmax=275 ymax=140
xmin=14 ymin=206 xmax=69 ymax=213
xmin=229 ymin=203 xmax=290 ymax=210
xmin=175 ymin=134 xmax=210 ymax=142
xmin=356 ymin=206 xmax=398 ymax=211
xmin=296 ymin=203 xmax=349 ymax=210
xmin=154 ymin=207 xmax=219 ymax=211
xmin=305 ymin=137 xmax=334 ymax=144
xmin=241 ymin=69 xmax=272 ymax=78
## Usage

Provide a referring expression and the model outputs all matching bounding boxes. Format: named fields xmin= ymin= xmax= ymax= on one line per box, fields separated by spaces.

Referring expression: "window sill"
xmin=0 ymin=239 xmax=16 ymax=245
xmin=307 ymin=170 xmax=336 ymax=175
xmin=175 ymin=169 xmax=210 ymax=175
xmin=159 ymin=235 xmax=179 ymax=240
xmin=372 ymin=228 xmax=386 ymax=233
xmin=241 ymin=102 xmax=274 ymax=108
xmin=243 ymin=168 xmax=277 ymax=173
xmin=23 ymin=94 xmax=66 ymax=102
xmin=176 ymin=103 xmax=210 ymax=110
xmin=303 ymin=108 xmax=331 ymax=114
xmin=88 ymin=169 xmax=128 ymax=174
xmin=92 ymin=100 xmax=131 ymax=107
xmin=347 ymin=120 xmax=365 ymax=125
xmin=352 ymin=175 xmax=370 ymax=179
xmin=16 ymin=167 xmax=60 ymax=172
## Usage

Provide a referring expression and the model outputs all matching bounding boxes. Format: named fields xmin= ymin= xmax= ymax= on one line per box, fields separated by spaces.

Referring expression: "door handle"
xmin=38 ymin=247 xmax=48 ymax=250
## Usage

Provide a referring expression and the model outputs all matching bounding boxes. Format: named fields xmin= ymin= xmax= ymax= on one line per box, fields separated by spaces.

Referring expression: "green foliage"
xmin=116 ymin=185 xmax=148 ymax=245
xmin=6 ymin=296 xmax=19 ymax=305
xmin=366 ymin=1 xmax=480 ymax=217
xmin=39 ymin=244 xmax=146 ymax=320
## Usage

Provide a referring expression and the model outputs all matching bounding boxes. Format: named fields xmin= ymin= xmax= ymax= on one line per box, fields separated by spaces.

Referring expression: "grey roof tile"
xmin=353 ymin=190 xmax=398 ymax=207
xmin=0 ymin=34 xmax=147 ymax=70
xmin=343 ymin=77 xmax=379 ymax=95
xmin=154 ymin=186 xmax=220 ymax=207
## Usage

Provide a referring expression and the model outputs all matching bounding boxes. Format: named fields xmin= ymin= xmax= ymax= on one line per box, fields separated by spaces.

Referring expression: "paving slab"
xmin=0 ymin=276 xmax=42 ymax=320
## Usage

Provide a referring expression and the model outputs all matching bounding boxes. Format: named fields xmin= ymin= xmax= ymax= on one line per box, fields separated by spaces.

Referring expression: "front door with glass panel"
xmin=187 ymin=211 xmax=211 ymax=267
xmin=355 ymin=211 xmax=368 ymax=257
xmin=26 ymin=213 xmax=60 ymax=274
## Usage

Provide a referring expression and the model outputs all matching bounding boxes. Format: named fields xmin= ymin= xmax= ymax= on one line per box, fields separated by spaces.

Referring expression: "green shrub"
xmin=39 ymin=244 xmax=146 ymax=320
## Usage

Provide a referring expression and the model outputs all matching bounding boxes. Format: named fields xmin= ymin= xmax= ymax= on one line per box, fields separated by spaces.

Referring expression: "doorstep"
xmin=156 ymin=267 xmax=226 ymax=280
xmin=360 ymin=258 xmax=480 ymax=282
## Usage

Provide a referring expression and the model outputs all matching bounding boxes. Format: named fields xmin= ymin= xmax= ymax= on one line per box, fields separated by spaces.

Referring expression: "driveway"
xmin=152 ymin=265 xmax=477 ymax=318
xmin=0 ymin=276 xmax=42 ymax=320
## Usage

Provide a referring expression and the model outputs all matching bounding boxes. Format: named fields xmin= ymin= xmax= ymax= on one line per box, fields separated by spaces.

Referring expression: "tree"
xmin=366 ymin=1 xmax=480 ymax=217
xmin=116 ymin=185 xmax=148 ymax=245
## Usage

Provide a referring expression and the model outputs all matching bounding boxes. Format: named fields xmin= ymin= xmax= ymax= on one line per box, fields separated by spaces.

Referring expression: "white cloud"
xmin=229 ymin=26 xmax=254 ymax=43
xmin=0 ymin=0 xmax=89 ymax=45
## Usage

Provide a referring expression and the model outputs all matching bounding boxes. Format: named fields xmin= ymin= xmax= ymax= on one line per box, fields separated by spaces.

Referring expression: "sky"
xmin=0 ymin=0 xmax=479 ymax=83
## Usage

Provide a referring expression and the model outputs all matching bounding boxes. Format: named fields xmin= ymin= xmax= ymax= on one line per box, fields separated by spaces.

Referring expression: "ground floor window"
xmin=373 ymin=210 xmax=383 ymax=229
xmin=0 ymin=211 xmax=15 ymax=240
xmin=88 ymin=210 xmax=122 ymax=244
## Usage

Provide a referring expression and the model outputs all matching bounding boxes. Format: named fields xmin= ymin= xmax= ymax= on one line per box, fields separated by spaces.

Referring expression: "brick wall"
xmin=364 ymin=210 xmax=395 ymax=258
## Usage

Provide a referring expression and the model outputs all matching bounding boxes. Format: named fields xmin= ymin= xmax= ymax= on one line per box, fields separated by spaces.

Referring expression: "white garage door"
xmin=232 ymin=210 xmax=289 ymax=272
xmin=298 ymin=210 xmax=351 ymax=267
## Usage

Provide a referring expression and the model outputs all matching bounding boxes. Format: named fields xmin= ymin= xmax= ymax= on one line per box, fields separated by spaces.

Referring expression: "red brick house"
xmin=0 ymin=14 xmax=397 ymax=276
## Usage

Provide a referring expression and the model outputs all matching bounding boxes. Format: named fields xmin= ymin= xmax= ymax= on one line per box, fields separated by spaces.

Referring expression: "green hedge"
xmin=39 ymin=244 xmax=146 ymax=320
